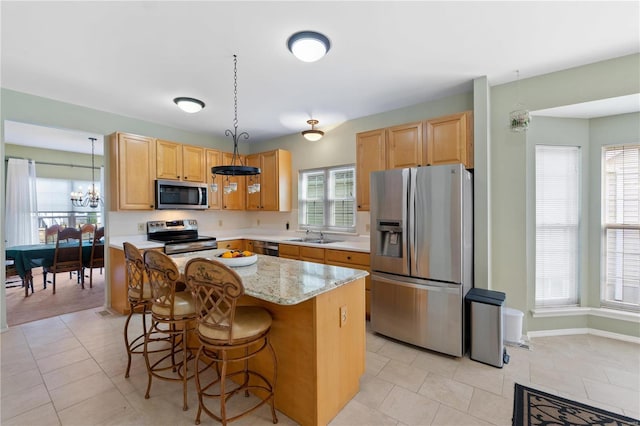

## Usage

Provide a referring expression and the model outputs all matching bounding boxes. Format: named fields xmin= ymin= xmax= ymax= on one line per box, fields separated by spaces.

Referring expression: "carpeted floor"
xmin=512 ymin=383 xmax=639 ymax=426
xmin=5 ymin=267 xmax=105 ymax=326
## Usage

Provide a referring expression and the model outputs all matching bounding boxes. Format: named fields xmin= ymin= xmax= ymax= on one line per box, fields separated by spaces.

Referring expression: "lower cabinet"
xmin=279 ymin=245 xmax=372 ymax=318
xmin=325 ymin=249 xmax=372 ymax=319
xmin=219 ymin=239 xmax=245 ymax=251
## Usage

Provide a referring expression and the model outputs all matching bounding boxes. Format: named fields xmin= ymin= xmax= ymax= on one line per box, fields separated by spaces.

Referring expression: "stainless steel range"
xmin=147 ymin=219 xmax=217 ymax=254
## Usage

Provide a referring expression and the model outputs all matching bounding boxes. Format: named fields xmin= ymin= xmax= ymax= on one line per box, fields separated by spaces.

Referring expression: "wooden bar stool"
xmin=122 ymin=242 xmax=153 ymax=378
xmin=184 ymin=258 xmax=278 ymax=425
xmin=143 ymin=250 xmax=197 ymax=411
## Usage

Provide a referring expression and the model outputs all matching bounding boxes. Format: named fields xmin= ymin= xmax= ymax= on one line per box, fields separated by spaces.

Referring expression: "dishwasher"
xmin=250 ymin=240 xmax=279 ymax=256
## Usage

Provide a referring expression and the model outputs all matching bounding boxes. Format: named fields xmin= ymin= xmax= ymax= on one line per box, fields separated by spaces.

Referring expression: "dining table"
xmin=6 ymin=241 xmax=99 ymax=297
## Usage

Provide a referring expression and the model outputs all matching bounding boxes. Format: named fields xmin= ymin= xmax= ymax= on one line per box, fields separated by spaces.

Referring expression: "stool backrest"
xmin=144 ymin=250 xmax=181 ymax=318
xmin=184 ymin=258 xmax=245 ymax=344
xmin=123 ymin=242 xmax=146 ymax=301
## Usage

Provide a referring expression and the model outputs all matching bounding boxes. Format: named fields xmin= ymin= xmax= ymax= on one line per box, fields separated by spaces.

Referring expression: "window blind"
xmin=535 ymin=145 xmax=581 ymax=306
xmin=602 ymin=144 xmax=640 ymax=310
xmin=299 ymin=165 xmax=356 ymax=232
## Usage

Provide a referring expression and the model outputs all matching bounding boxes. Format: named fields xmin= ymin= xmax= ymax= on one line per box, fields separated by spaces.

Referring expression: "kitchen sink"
xmin=285 ymin=238 xmax=343 ymax=244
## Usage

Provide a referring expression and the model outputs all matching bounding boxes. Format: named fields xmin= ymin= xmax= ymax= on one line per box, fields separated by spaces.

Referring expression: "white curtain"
xmin=5 ymin=158 xmax=39 ymax=246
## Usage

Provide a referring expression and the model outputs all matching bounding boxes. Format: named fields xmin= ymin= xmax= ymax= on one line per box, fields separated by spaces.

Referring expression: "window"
xmin=535 ymin=145 xmax=581 ymax=307
xmin=602 ymin=144 xmax=640 ymax=311
xmin=299 ymin=165 xmax=356 ymax=232
xmin=36 ymin=178 xmax=102 ymax=240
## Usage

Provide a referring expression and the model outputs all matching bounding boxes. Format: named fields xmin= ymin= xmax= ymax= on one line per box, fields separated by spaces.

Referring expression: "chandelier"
xmin=70 ymin=137 xmax=103 ymax=208
xmin=211 ymin=54 xmax=260 ymax=194
xmin=509 ymin=70 xmax=531 ymax=132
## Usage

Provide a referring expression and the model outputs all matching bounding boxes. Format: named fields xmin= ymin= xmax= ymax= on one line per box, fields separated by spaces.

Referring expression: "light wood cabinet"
xmin=109 ymin=132 xmax=156 ymax=211
xmin=205 ymin=149 xmax=222 ymax=210
xmin=325 ymin=249 xmax=371 ymax=318
xmin=355 ymin=129 xmax=386 ymax=211
xmin=221 ymin=152 xmax=246 ymax=210
xmin=387 ymin=121 xmax=423 ymax=169
xmin=425 ymin=111 xmax=473 ymax=168
xmin=246 ymin=149 xmax=292 ymax=212
xmin=156 ymin=139 xmax=206 ymax=182
xmin=218 ymin=239 xmax=245 ymax=251
xmin=300 ymin=246 xmax=325 ymax=264
xmin=279 ymin=244 xmax=300 ymax=260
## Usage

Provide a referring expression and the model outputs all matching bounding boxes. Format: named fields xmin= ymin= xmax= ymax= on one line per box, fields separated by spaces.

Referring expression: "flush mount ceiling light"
xmin=211 ymin=55 xmax=260 ymax=182
xmin=302 ymin=119 xmax=324 ymax=141
xmin=173 ymin=97 xmax=205 ymax=113
xmin=287 ymin=31 xmax=331 ymax=62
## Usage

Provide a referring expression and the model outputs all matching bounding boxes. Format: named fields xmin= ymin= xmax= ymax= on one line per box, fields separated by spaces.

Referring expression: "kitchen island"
xmin=110 ymin=246 xmax=367 ymax=426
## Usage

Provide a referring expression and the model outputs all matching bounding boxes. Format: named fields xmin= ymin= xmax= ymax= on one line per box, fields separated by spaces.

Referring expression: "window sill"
xmin=531 ymin=307 xmax=640 ymax=323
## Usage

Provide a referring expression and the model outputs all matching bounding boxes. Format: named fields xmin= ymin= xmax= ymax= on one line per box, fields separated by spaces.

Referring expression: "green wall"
xmin=489 ymin=53 xmax=640 ymax=337
xmin=5 ymin=144 xmax=104 ymax=180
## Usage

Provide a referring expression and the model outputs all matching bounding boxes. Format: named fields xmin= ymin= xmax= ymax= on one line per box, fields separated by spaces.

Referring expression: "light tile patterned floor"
xmin=1 ymin=307 xmax=639 ymax=425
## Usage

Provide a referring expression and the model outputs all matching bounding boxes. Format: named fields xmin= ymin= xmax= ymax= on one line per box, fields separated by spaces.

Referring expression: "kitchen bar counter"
xmin=108 ymin=245 xmax=366 ymax=426
xmin=171 ymin=249 xmax=368 ymax=305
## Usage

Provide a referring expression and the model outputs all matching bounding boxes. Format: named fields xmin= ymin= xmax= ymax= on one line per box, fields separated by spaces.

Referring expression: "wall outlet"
xmin=339 ymin=305 xmax=347 ymax=327
xmin=218 ymin=220 xmax=223 ymax=227
xmin=137 ymin=223 xmax=145 ymax=233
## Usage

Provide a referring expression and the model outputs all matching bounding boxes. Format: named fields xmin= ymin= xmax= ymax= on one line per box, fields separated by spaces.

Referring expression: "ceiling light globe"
xmin=302 ymin=130 xmax=324 ymax=141
xmin=173 ymin=97 xmax=205 ymax=113
xmin=287 ymin=31 xmax=331 ymax=63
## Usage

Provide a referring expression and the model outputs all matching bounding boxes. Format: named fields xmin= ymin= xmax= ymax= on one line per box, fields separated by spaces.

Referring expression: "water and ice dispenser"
xmin=375 ymin=220 xmax=403 ymax=258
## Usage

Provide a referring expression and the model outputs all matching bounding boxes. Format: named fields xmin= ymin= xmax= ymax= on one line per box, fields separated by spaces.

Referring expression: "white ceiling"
xmin=2 ymin=1 xmax=639 ymax=151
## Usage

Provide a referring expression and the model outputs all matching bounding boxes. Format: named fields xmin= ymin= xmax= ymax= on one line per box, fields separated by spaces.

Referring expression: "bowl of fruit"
xmin=215 ymin=250 xmax=258 ymax=267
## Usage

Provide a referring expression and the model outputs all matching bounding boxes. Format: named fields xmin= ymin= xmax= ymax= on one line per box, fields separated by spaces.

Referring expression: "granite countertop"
xmin=170 ymin=249 xmax=368 ymax=305
xmin=109 ymin=230 xmax=371 ymax=253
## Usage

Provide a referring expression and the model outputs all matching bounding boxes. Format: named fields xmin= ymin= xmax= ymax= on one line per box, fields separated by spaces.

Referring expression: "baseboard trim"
xmin=528 ymin=327 xmax=640 ymax=344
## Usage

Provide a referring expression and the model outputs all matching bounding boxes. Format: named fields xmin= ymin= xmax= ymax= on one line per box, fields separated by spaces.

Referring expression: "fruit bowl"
xmin=215 ymin=250 xmax=258 ymax=267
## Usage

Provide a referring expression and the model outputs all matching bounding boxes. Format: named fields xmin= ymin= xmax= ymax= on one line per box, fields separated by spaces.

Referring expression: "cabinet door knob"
xmin=347 ymin=256 xmax=351 ymax=260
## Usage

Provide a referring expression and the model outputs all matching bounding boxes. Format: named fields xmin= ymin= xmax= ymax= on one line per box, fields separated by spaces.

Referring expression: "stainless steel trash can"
xmin=466 ymin=288 xmax=507 ymax=368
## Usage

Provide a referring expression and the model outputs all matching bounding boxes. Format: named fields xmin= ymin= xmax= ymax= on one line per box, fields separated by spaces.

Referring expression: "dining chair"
xmin=184 ymin=257 xmax=278 ymax=425
xmin=5 ymin=257 xmax=27 ymax=290
xmin=143 ymin=250 xmax=197 ymax=411
xmin=44 ymin=227 xmax=84 ymax=294
xmin=83 ymin=226 xmax=104 ymax=288
xmin=122 ymin=242 xmax=153 ymax=379
xmin=41 ymin=224 xmax=63 ymax=288
xmin=80 ymin=223 xmax=95 ymax=240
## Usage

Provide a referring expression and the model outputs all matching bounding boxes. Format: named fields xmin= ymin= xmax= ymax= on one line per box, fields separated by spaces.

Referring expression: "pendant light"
xmin=70 ymin=137 xmax=103 ymax=208
xmin=302 ymin=119 xmax=324 ymax=141
xmin=211 ymin=55 xmax=260 ymax=194
xmin=509 ymin=70 xmax=531 ymax=132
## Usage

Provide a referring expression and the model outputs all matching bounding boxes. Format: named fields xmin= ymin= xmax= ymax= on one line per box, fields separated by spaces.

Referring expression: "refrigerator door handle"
xmin=408 ymin=168 xmax=417 ymax=274
xmin=372 ymin=273 xmax=459 ymax=293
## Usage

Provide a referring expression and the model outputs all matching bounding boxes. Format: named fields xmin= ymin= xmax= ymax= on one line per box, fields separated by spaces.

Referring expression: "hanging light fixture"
xmin=302 ymin=119 xmax=324 ymax=141
xmin=70 ymin=137 xmax=103 ymax=208
xmin=287 ymin=31 xmax=331 ymax=62
xmin=211 ymin=55 xmax=260 ymax=194
xmin=173 ymin=97 xmax=205 ymax=113
xmin=509 ymin=70 xmax=531 ymax=132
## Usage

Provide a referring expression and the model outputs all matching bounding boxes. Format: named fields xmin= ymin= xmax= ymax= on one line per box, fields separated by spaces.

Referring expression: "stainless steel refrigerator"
xmin=370 ymin=164 xmax=473 ymax=357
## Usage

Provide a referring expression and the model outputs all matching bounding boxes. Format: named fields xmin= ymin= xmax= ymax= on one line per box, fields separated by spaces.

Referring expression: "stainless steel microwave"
xmin=156 ymin=179 xmax=208 ymax=210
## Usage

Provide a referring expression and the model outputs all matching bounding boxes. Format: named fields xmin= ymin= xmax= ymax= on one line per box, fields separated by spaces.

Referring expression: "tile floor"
xmin=1 ymin=307 xmax=639 ymax=425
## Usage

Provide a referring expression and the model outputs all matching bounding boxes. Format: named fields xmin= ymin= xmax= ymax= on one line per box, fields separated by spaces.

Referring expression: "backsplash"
xmin=108 ymin=209 xmax=370 ymax=237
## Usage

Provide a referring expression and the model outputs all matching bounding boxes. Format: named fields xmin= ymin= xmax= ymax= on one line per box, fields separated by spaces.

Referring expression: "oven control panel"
xmin=147 ymin=219 xmax=198 ymax=234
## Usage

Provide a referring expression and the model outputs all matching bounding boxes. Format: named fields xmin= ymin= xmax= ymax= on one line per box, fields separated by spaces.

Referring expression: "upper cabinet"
xmin=355 ymin=111 xmax=473 ymax=211
xmin=356 ymin=129 xmax=386 ymax=211
xmin=246 ymin=149 xmax=292 ymax=212
xmin=424 ymin=111 xmax=473 ymax=168
xmin=221 ymin=152 xmax=246 ymax=210
xmin=387 ymin=121 xmax=423 ymax=169
xmin=109 ymin=132 xmax=156 ymax=211
xmin=156 ymin=139 xmax=206 ymax=182
xmin=205 ymin=149 xmax=222 ymax=210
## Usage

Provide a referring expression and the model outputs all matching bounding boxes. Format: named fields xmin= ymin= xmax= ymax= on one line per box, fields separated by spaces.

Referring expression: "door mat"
xmin=513 ymin=383 xmax=639 ymax=426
